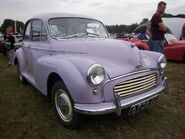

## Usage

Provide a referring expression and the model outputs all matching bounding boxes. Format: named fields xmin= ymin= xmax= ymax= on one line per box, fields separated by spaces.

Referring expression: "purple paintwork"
xmin=14 ymin=13 xmax=167 ymax=116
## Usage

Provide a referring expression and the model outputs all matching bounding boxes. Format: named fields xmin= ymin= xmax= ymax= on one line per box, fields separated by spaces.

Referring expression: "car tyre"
xmin=51 ymin=81 xmax=80 ymax=129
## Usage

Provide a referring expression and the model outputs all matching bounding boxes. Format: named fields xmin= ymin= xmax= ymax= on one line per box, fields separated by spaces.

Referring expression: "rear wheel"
xmin=51 ymin=81 xmax=80 ymax=129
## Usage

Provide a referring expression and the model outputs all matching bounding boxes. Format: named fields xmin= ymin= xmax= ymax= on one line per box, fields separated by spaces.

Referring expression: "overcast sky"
xmin=0 ymin=0 xmax=185 ymax=25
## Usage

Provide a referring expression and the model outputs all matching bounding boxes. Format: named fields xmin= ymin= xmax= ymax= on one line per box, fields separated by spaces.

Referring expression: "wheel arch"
xmin=14 ymin=57 xmax=18 ymax=65
xmin=47 ymin=72 xmax=67 ymax=98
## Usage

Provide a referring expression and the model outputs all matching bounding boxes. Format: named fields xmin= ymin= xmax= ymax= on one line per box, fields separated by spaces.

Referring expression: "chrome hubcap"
xmin=55 ymin=89 xmax=72 ymax=122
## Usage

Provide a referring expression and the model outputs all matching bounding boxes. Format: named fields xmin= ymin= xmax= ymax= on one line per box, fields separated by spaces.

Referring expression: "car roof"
xmin=31 ymin=12 xmax=98 ymax=21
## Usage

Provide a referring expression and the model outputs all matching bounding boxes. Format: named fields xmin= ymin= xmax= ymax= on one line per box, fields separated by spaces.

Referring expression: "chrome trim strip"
xmin=117 ymin=81 xmax=156 ymax=94
xmin=103 ymin=69 xmax=155 ymax=87
xmin=119 ymin=83 xmax=156 ymax=97
xmin=110 ymin=69 xmax=152 ymax=81
xmin=114 ymin=77 xmax=155 ymax=89
xmin=117 ymin=74 xmax=155 ymax=84
xmin=113 ymin=73 xmax=157 ymax=98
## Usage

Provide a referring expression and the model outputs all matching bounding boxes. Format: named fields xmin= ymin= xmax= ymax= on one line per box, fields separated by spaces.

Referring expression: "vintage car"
xmin=14 ymin=13 xmax=167 ymax=128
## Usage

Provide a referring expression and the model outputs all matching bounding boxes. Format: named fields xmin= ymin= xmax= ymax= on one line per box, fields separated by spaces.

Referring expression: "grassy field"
xmin=0 ymin=54 xmax=185 ymax=139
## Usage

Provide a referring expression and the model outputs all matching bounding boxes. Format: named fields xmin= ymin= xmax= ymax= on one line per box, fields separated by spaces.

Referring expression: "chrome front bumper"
xmin=74 ymin=77 xmax=167 ymax=116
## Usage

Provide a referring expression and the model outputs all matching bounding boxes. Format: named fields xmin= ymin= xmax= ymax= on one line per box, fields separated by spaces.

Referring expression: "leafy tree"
xmin=16 ymin=20 xmax=24 ymax=33
xmin=176 ymin=14 xmax=185 ymax=18
xmin=139 ymin=18 xmax=149 ymax=25
xmin=0 ymin=19 xmax=24 ymax=34
xmin=0 ymin=19 xmax=14 ymax=34
xmin=162 ymin=13 xmax=185 ymax=18
xmin=106 ymin=23 xmax=138 ymax=33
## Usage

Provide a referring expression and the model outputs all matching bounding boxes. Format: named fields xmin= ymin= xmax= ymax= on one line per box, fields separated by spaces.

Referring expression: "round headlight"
xmin=87 ymin=64 xmax=105 ymax=86
xmin=158 ymin=55 xmax=167 ymax=70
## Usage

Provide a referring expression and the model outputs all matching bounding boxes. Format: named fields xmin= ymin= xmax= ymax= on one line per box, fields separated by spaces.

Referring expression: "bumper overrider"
xmin=74 ymin=76 xmax=167 ymax=116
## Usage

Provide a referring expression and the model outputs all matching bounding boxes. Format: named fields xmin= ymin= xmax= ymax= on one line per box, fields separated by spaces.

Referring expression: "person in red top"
xmin=148 ymin=1 xmax=168 ymax=53
xmin=180 ymin=23 xmax=185 ymax=40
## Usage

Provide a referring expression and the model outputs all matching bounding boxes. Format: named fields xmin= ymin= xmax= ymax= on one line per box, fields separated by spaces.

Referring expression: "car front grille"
xmin=114 ymin=73 xmax=157 ymax=98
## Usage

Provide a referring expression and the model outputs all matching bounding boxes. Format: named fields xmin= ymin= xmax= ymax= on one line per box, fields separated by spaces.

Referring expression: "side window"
xmin=24 ymin=21 xmax=31 ymax=41
xmin=31 ymin=19 xmax=47 ymax=41
xmin=32 ymin=20 xmax=42 ymax=41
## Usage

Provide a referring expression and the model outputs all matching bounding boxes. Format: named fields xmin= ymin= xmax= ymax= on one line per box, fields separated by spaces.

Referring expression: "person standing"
xmin=149 ymin=1 xmax=168 ymax=53
xmin=4 ymin=26 xmax=15 ymax=66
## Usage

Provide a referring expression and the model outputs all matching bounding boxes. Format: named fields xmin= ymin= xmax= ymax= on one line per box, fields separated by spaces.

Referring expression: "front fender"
xmin=140 ymin=50 xmax=162 ymax=69
xmin=34 ymin=55 xmax=104 ymax=103
xmin=14 ymin=48 xmax=26 ymax=73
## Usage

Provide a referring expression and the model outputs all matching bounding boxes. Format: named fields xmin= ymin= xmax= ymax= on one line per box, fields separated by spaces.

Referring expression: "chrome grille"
xmin=114 ymin=73 xmax=157 ymax=98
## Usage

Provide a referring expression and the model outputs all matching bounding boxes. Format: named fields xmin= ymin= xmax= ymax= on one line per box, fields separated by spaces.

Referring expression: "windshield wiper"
xmin=86 ymin=32 xmax=99 ymax=37
xmin=59 ymin=33 xmax=86 ymax=39
xmin=58 ymin=32 xmax=101 ymax=39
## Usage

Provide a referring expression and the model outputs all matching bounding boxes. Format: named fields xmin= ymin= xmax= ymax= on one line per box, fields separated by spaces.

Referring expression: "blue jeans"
xmin=148 ymin=39 xmax=165 ymax=54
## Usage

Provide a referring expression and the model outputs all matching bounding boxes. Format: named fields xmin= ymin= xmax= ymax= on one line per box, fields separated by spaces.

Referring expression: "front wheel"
xmin=51 ymin=81 xmax=80 ymax=129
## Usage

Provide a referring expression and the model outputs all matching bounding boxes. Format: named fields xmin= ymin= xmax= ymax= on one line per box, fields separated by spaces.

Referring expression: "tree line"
xmin=106 ymin=13 xmax=185 ymax=34
xmin=0 ymin=13 xmax=184 ymax=34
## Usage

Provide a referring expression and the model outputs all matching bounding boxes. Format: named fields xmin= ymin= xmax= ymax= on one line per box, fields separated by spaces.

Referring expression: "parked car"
xmin=0 ymin=34 xmax=5 ymax=54
xmin=116 ymin=25 xmax=185 ymax=62
xmin=14 ymin=13 xmax=167 ymax=128
xmin=164 ymin=33 xmax=185 ymax=61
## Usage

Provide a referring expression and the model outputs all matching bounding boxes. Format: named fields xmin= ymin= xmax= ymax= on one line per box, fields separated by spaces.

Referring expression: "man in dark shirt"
xmin=148 ymin=1 xmax=168 ymax=53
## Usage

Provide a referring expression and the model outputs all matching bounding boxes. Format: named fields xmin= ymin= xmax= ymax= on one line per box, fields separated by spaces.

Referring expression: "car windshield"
xmin=48 ymin=17 xmax=108 ymax=39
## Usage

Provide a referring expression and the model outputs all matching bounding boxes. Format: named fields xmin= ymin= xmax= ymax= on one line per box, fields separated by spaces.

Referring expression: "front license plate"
xmin=128 ymin=95 xmax=159 ymax=116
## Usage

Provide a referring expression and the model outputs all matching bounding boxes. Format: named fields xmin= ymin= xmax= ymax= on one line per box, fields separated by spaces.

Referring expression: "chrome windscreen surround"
xmin=114 ymin=73 xmax=157 ymax=98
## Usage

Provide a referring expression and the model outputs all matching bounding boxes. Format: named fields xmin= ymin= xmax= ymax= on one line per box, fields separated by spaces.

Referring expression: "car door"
xmin=29 ymin=19 xmax=50 ymax=83
xmin=22 ymin=20 xmax=33 ymax=79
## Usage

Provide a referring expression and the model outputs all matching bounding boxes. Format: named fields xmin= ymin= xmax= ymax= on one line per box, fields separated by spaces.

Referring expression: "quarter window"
xmin=24 ymin=21 xmax=31 ymax=41
xmin=31 ymin=19 xmax=47 ymax=42
xmin=32 ymin=20 xmax=42 ymax=41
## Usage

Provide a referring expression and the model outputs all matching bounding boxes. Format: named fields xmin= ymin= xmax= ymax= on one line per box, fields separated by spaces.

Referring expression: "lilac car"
xmin=14 ymin=13 xmax=167 ymax=128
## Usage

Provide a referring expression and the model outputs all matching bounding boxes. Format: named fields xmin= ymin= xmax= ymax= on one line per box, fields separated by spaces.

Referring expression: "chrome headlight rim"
xmin=158 ymin=55 xmax=167 ymax=70
xmin=87 ymin=64 xmax=105 ymax=86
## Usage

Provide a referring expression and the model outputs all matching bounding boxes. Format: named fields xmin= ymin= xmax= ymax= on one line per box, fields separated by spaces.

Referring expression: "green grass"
xmin=0 ymin=54 xmax=185 ymax=139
